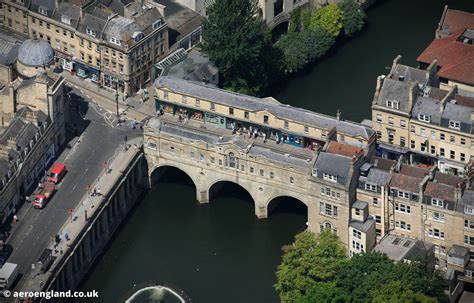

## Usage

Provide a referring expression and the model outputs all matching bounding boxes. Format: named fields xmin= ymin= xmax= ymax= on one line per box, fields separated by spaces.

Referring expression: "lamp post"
xmin=115 ymin=83 xmax=119 ymax=117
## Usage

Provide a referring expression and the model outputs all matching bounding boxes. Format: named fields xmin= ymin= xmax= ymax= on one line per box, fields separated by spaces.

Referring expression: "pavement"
xmin=6 ymin=86 xmax=142 ymax=294
xmin=61 ymin=72 xmax=156 ymax=123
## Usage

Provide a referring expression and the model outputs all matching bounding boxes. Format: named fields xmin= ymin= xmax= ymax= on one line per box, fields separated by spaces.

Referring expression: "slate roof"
xmin=442 ymin=102 xmax=472 ymax=127
xmin=433 ymin=171 xmax=464 ymax=187
xmin=399 ymin=164 xmax=429 ymax=178
xmin=0 ymin=37 xmax=20 ymax=66
xmin=77 ymin=13 xmax=106 ymax=37
xmin=163 ymin=50 xmax=218 ymax=84
xmin=30 ymin=0 xmax=56 ymax=18
xmin=390 ymin=173 xmax=422 ymax=193
xmin=371 ymin=157 xmax=396 ymax=171
xmin=366 ymin=168 xmax=391 ymax=186
xmin=352 ymin=200 xmax=368 ymax=210
xmin=53 ymin=2 xmax=81 ymax=28
xmin=17 ymin=38 xmax=54 ymax=67
xmin=375 ymin=78 xmax=413 ymax=113
xmin=411 ymin=97 xmax=441 ymax=124
xmin=448 ymin=245 xmax=470 ymax=258
xmin=156 ymin=77 xmax=375 ymax=140
xmin=350 ymin=218 xmax=374 ymax=233
xmin=313 ymin=153 xmax=352 ymax=186
xmin=390 ymin=64 xmax=431 ymax=85
xmin=460 ymin=190 xmax=474 ymax=207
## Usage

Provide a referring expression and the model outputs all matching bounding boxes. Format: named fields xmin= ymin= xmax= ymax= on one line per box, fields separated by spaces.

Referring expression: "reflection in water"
xmin=126 ymin=286 xmax=184 ymax=303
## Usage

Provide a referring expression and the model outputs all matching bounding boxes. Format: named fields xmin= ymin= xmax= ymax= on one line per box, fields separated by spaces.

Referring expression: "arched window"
xmin=325 ymin=222 xmax=332 ymax=230
xmin=227 ymin=152 xmax=237 ymax=168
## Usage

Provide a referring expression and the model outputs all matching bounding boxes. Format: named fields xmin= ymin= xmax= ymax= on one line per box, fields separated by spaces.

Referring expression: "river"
xmin=80 ymin=0 xmax=474 ymax=302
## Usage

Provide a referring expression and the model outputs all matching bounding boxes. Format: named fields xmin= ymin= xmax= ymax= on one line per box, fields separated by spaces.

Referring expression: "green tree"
xmin=372 ymin=281 xmax=438 ymax=303
xmin=302 ymin=28 xmax=335 ymax=60
xmin=275 ymin=230 xmax=347 ymax=302
xmin=339 ymin=0 xmax=365 ymax=37
xmin=201 ymin=0 xmax=271 ymax=95
xmin=301 ymin=9 xmax=312 ymax=30
xmin=310 ymin=4 xmax=344 ymax=37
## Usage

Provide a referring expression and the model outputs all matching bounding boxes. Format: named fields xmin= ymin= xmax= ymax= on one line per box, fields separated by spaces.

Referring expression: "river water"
xmin=80 ymin=0 xmax=474 ymax=302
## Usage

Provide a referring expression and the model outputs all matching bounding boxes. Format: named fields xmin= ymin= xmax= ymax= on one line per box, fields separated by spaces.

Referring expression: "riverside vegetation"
xmin=201 ymin=0 xmax=366 ymax=96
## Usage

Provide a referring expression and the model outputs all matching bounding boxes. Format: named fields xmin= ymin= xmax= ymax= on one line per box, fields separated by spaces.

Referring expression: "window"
xmin=210 ymin=103 xmax=215 ymax=111
xmin=365 ymin=183 xmax=377 ymax=192
xmin=190 ymin=152 xmax=195 ymax=158
xmin=440 ymin=148 xmax=445 ymax=157
xmin=320 ymin=202 xmax=338 ymax=217
xmin=449 ymin=120 xmax=460 ymax=130
xmin=87 ymin=55 xmax=92 ymax=64
xmin=353 ymin=229 xmax=361 ymax=239
xmin=375 ymin=215 xmax=381 ymax=223
xmin=420 ymin=128 xmax=426 ymax=137
xmin=465 ymin=220 xmax=474 ymax=229
xmin=420 ymin=141 xmax=427 ymax=152
xmin=450 ymin=150 xmax=455 ymax=160
xmin=241 ymin=165 xmax=245 ymax=171
xmin=244 ymin=112 xmax=249 ymax=119
xmin=323 ymin=173 xmax=337 ymax=182
xmin=397 ymin=191 xmax=410 ymax=199
xmin=410 ymin=125 xmax=415 ymax=133
xmin=440 ymin=133 xmax=445 ymax=140
xmin=63 ymin=30 xmax=67 ymax=37
xmin=418 ymin=114 xmax=430 ymax=122
xmin=227 ymin=152 xmax=237 ymax=168
xmin=461 ymin=153 xmax=466 ymax=162
xmin=400 ymin=120 xmax=406 ymax=128
xmin=355 ymin=209 xmax=360 ymax=216
xmin=376 ymin=114 xmax=382 ymax=122
xmin=400 ymin=136 xmax=406 ymax=147
xmin=86 ymin=28 xmax=96 ymax=37
xmin=170 ymin=146 xmax=175 ymax=153
xmin=304 ymin=126 xmax=309 ymax=133
xmin=218 ymin=159 xmax=222 ymax=165
xmin=289 ymin=177 xmax=294 ymax=184
xmin=210 ymin=157 xmax=215 ymax=164
xmin=431 ymin=198 xmax=444 ymax=208
xmin=410 ymin=140 xmax=415 ymax=149
xmin=152 ymin=19 xmax=162 ymax=29
xmin=284 ymin=121 xmax=289 ymax=129
xmin=229 ymin=108 xmax=234 ymax=116
xmin=46 ymin=23 xmax=50 ymax=30
xmin=465 ymin=236 xmax=474 ymax=246
xmin=386 ymin=100 xmax=399 ymax=109
xmin=110 ymin=37 xmax=121 ymax=46
xmin=430 ymin=145 xmax=436 ymax=154
xmin=182 ymin=96 xmax=187 ymax=104
xmin=395 ymin=203 xmax=411 ymax=214
xmin=259 ymin=169 xmax=264 ymax=176
xmin=398 ymin=221 xmax=411 ymax=231
xmin=270 ymin=172 xmax=274 ymax=179
xmin=465 ymin=206 xmax=474 ymax=215
xmin=430 ymin=130 xmax=436 ymax=139
xmin=163 ymin=91 xmax=168 ymax=99
xmin=450 ymin=136 xmax=455 ymax=143
xmin=352 ymin=240 xmax=364 ymax=252
xmin=195 ymin=99 xmax=200 ymax=107
xmin=388 ymin=117 xmax=394 ymax=125
xmin=38 ymin=7 xmax=47 ymax=15
xmin=461 ymin=138 xmax=466 ymax=145
xmin=373 ymin=197 xmax=379 ymax=205
xmin=432 ymin=212 xmax=445 ymax=222
xmin=263 ymin=115 xmax=269 ymax=124
xmin=61 ymin=15 xmax=71 ymax=25
xmin=250 ymin=167 xmax=254 ymax=173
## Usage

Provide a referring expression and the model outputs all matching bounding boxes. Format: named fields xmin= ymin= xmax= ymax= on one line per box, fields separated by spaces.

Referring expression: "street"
xmin=6 ymin=86 xmax=142 ymax=292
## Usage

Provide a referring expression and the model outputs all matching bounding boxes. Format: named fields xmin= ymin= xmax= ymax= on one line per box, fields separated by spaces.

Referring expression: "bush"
xmin=310 ymin=4 xmax=344 ymax=37
xmin=339 ymin=0 xmax=365 ymax=37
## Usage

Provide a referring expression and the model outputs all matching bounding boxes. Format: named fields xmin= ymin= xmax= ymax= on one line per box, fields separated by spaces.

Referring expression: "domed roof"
xmin=17 ymin=38 xmax=54 ymax=67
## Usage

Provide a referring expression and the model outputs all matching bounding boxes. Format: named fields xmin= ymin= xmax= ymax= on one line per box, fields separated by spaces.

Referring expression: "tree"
xmin=339 ymin=0 xmax=365 ymax=37
xmin=372 ymin=281 xmax=438 ymax=303
xmin=310 ymin=4 xmax=344 ymax=37
xmin=201 ymin=0 xmax=271 ymax=95
xmin=288 ymin=7 xmax=302 ymax=33
xmin=301 ymin=9 xmax=312 ymax=31
xmin=275 ymin=230 xmax=347 ymax=302
xmin=275 ymin=28 xmax=334 ymax=74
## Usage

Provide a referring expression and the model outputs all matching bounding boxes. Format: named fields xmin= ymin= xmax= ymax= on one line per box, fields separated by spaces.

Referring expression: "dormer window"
xmin=152 ymin=20 xmax=162 ymax=30
xmin=38 ymin=7 xmax=48 ymax=15
xmin=418 ymin=114 xmax=431 ymax=123
xmin=431 ymin=198 xmax=444 ymax=208
xmin=132 ymin=31 xmax=144 ymax=43
xmin=449 ymin=120 xmax=460 ymax=130
xmin=365 ymin=183 xmax=377 ymax=192
xmin=110 ymin=37 xmax=121 ymax=46
xmin=86 ymin=28 xmax=96 ymax=37
xmin=323 ymin=173 xmax=337 ymax=182
xmin=61 ymin=15 xmax=71 ymax=25
xmin=386 ymin=100 xmax=399 ymax=109
xmin=465 ymin=206 xmax=474 ymax=215
xmin=397 ymin=190 xmax=410 ymax=199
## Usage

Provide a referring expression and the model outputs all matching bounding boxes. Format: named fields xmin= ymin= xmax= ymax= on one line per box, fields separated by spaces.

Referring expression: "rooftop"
xmin=160 ymin=49 xmax=218 ymax=84
xmin=375 ymin=234 xmax=433 ymax=262
xmin=389 ymin=173 xmax=422 ymax=194
xmin=0 ymin=32 xmax=20 ymax=67
xmin=438 ymin=7 xmax=474 ymax=37
xmin=326 ymin=141 xmax=363 ymax=158
xmin=155 ymin=77 xmax=374 ymax=141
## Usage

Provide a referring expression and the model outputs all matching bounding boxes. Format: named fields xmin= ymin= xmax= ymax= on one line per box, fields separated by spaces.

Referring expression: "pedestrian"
xmin=92 ymin=188 xmax=97 ymax=196
xmin=97 ymin=188 xmax=102 ymax=196
xmin=263 ymin=133 xmax=267 ymax=143
xmin=13 ymin=215 xmax=18 ymax=223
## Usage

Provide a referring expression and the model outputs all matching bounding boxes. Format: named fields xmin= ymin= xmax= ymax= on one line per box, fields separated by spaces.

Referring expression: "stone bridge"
xmin=144 ymin=118 xmax=316 ymax=221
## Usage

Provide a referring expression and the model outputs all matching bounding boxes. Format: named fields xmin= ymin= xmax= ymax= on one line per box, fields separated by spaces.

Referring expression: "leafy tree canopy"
xmin=274 ymin=230 xmax=347 ymax=302
xmin=310 ymin=4 xmax=344 ymax=37
xmin=339 ymin=0 xmax=365 ymax=37
xmin=201 ymin=0 xmax=272 ymax=95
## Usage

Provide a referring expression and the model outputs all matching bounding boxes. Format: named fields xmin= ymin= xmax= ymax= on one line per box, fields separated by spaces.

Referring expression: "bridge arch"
xmin=149 ymin=163 xmax=197 ymax=188
xmin=207 ymin=179 xmax=255 ymax=205
xmin=266 ymin=194 xmax=308 ymax=218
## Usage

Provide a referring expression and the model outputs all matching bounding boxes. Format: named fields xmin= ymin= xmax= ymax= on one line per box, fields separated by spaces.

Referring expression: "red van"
xmin=47 ymin=163 xmax=66 ymax=184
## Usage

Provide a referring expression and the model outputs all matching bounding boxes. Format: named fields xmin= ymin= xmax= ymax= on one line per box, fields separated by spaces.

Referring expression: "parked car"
xmin=0 ymin=245 xmax=13 ymax=265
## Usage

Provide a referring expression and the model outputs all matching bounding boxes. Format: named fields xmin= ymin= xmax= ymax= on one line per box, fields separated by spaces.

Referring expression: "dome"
xmin=17 ymin=38 xmax=54 ymax=67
